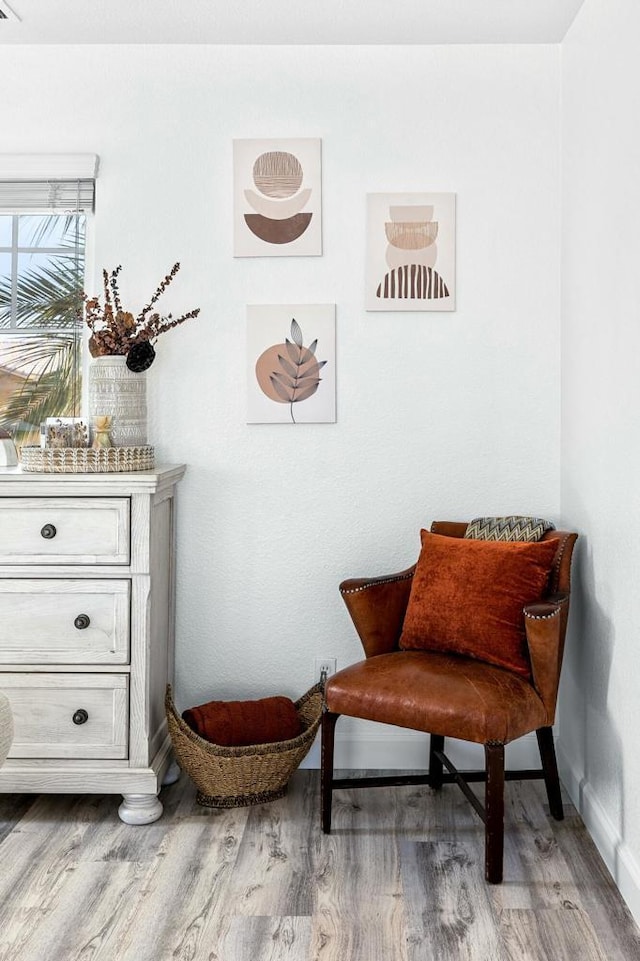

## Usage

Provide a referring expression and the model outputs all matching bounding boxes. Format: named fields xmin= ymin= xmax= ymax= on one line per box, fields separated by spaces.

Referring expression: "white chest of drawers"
xmin=0 ymin=464 xmax=185 ymax=823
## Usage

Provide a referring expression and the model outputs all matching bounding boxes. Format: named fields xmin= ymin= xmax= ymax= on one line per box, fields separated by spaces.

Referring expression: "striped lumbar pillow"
xmin=464 ymin=516 xmax=555 ymax=543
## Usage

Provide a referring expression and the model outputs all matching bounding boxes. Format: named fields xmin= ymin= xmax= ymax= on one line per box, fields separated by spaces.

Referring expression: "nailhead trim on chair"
xmin=523 ymin=607 xmax=562 ymax=621
xmin=340 ymin=571 xmax=415 ymax=595
xmin=550 ymin=534 xmax=570 ymax=593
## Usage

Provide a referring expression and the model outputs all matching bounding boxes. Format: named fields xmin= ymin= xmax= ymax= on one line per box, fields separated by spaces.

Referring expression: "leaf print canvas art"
xmin=247 ymin=304 xmax=336 ymax=424
xmin=234 ymin=139 xmax=322 ymax=256
xmin=366 ymin=193 xmax=456 ymax=311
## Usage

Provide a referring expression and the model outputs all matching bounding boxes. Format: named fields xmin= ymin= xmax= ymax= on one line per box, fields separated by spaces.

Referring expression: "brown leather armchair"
xmin=321 ymin=520 xmax=578 ymax=883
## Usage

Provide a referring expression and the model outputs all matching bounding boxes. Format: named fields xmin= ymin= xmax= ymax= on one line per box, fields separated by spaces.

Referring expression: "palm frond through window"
xmin=0 ymin=214 xmax=84 ymax=445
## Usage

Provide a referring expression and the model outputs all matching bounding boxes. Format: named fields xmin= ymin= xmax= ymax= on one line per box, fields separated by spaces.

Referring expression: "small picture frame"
xmin=42 ymin=417 xmax=89 ymax=449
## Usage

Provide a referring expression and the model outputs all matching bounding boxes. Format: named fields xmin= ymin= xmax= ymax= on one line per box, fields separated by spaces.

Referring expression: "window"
xmin=0 ymin=214 xmax=85 ymax=444
xmin=0 ymin=153 xmax=97 ymax=446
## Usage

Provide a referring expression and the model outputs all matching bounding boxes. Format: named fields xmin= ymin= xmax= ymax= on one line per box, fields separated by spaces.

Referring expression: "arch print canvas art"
xmin=234 ymin=139 xmax=322 ymax=257
xmin=366 ymin=192 xmax=456 ymax=311
xmin=247 ymin=304 xmax=336 ymax=424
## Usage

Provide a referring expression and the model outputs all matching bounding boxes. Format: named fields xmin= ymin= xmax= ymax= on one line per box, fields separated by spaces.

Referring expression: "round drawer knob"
xmin=40 ymin=523 xmax=57 ymax=540
xmin=73 ymin=614 xmax=91 ymax=631
xmin=72 ymin=709 xmax=89 ymax=726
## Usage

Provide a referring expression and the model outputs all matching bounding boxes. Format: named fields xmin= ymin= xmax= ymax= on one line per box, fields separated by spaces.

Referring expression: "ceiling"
xmin=0 ymin=0 xmax=586 ymax=45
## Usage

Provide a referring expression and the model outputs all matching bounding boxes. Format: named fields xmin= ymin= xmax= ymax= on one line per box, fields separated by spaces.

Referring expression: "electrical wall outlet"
xmin=314 ymin=656 xmax=337 ymax=683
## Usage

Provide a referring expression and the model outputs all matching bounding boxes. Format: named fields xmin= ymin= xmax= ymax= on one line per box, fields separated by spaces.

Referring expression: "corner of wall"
xmin=558 ymin=743 xmax=640 ymax=923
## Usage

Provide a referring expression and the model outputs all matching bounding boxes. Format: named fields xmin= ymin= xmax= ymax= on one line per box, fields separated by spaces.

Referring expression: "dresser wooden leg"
xmin=118 ymin=793 xmax=163 ymax=824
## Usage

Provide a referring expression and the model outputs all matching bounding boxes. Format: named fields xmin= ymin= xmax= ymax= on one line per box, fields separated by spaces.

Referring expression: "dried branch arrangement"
xmin=83 ymin=263 xmax=200 ymax=370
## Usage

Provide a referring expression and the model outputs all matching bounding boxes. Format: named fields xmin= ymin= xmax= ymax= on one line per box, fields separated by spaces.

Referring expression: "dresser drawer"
xmin=0 ymin=673 xmax=128 ymax=759
xmin=0 ymin=497 xmax=130 ymax=565
xmin=0 ymin=580 xmax=130 ymax=664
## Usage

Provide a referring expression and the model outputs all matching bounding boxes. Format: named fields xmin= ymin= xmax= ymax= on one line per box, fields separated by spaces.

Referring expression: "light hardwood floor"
xmin=0 ymin=770 xmax=639 ymax=961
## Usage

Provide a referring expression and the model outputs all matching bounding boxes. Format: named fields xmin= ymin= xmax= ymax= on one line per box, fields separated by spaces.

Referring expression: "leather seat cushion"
xmin=324 ymin=651 xmax=547 ymax=745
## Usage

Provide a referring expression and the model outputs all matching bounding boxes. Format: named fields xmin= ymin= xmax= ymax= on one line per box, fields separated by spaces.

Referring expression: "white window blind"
xmin=0 ymin=154 xmax=98 ymax=213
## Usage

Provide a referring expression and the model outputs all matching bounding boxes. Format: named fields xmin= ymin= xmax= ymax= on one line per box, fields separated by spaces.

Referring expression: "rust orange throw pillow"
xmin=399 ymin=530 xmax=558 ymax=678
xmin=182 ymin=695 xmax=302 ymax=747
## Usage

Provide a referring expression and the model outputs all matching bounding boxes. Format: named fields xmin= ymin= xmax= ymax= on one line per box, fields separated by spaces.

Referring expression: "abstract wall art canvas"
xmin=247 ymin=304 xmax=336 ymax=424
xmin=234 ymin=139 xmax=322 ymax=257
xmin=366 ymin=193 xmax=456 ymax=311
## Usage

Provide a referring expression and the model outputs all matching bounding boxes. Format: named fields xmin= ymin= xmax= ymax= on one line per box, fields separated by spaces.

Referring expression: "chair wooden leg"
xmin=321 ymin=710 xmax=339 ymax=834
xmin=484 ymin=742 xmax=505 ymax=884
xmin=429 ymin=733 xmax=445 ymax=790
xmin=536 ymin=726 xmax=564 ymax=821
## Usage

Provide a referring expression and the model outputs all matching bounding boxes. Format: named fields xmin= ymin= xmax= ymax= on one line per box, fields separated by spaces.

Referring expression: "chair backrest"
xmin=341 ymin=521 xmax=578 ymax=673
xmin=430 ymin=521 xmax=578 ymax=718
xmin=429 ymin=521 xmax=577 ymax=597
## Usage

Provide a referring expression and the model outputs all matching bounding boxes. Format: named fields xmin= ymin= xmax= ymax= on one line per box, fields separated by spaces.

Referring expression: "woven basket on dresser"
xmin=165 ymin=683 xmax=323 ymax=808
xmin=20 ymin=445 xmax=155 ymax=473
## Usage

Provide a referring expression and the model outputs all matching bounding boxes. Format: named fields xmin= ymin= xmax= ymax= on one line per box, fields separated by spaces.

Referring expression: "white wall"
xmin=1 ymin=43 xmax=561 ymax=766
xmin=560 ymin=0 xmax=640 ymax=922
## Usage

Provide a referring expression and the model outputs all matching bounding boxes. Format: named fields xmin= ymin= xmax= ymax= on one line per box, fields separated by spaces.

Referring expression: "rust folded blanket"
xmin=182 ymin=695 xmax=302 ymax=747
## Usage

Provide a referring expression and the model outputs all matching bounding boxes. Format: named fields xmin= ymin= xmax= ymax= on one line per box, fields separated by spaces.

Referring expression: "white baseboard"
xmin=301 ymin=722 xmax=543 ymax=771
xmin=558 ymin=744 xmax=640 ymax=926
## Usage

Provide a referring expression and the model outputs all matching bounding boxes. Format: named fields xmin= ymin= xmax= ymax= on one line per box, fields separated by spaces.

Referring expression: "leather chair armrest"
xmin=523 ymin=593 xmax=569 ymax=722
xmin=339 ymin=566 xmax=415 ymax=658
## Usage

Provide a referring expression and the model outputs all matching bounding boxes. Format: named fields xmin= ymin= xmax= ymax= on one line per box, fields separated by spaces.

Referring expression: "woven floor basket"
xmin=165 ymin=683 xmax=323 ymax=808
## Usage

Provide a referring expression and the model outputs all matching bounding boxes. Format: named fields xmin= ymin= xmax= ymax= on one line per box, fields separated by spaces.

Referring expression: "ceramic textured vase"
xmin=0 ymin=691 xmax=13 ymax=766
xmin=88 ymin=355 xmax=147 ymax=447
